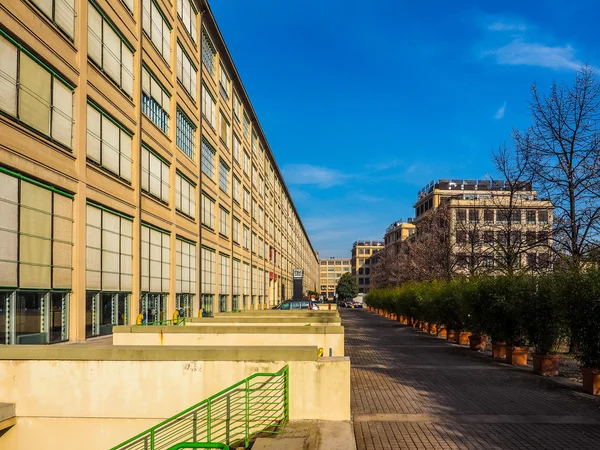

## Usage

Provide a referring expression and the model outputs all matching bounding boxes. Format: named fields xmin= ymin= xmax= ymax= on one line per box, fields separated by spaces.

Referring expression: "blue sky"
xmin=210 ymin=0 xmax=600 ymax=258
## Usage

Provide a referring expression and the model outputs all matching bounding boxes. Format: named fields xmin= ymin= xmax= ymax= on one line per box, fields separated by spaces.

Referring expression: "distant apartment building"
xmin=384 ymin=220 xmax=416 ymax=255
xmin=319 ymin=258 xmax=351 ymax=299
xmin=351 ymin=241 xmax=385 ymax=293
xmin=0 ymin=0 xmax=318 ymax=345
xmin=414 ymin=179 xmax=553 ymax=273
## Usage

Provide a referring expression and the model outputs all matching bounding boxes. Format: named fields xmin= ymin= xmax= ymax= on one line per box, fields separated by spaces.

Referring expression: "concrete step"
xmin=252 ymin=437 xmax=307 ymax=450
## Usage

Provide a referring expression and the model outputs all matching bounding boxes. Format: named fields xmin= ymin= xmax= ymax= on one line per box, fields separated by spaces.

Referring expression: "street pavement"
xmin=340 ymin=308 xmax=600 ymax=450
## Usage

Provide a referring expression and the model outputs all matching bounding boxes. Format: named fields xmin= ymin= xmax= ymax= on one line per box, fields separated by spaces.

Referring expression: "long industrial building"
xmin=0 ymin=0 xmax=318 ymax=345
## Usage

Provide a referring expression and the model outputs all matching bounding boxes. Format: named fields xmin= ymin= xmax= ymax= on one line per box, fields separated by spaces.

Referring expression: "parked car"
xmin=272 ymin=300 xmax=320 ymax=310
xmin=338 ymin=299 xmax=351 ymax=308
xmin=352 ymin=301 xmax=363 ymax=308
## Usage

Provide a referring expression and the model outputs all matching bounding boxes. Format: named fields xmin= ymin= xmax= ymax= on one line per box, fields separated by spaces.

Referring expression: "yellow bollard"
xmin=136 ymin=313 xmax=143 ymax=325
xmin=198 ymin=308 xmax=203 ymax=318
xmin=318 ymin=348 xmax=324 ymax=357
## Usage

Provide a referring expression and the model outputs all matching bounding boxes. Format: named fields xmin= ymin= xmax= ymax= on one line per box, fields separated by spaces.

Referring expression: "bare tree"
xmin=514 ymin=65 xmax=600 ymax=271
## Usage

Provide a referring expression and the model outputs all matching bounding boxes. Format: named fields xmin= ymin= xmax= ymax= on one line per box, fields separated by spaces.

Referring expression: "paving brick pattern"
xmin=343 ymin=309 xmax=600 ymax=450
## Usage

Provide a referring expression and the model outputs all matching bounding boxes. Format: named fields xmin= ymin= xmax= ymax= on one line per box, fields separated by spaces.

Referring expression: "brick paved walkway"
xmin=342 ymin=308 xmax=600 ymax=450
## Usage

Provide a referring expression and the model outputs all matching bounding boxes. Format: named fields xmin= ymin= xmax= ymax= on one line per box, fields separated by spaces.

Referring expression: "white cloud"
xmin=494 ymin=101 xmax=507 ymax=119
xmin=485 ymin=39 xmax=582 ymax=71
xmin=281 ymin=164 xmax=349 ymax=188
xmin=488 ymin=21 xmax=527 ymax=32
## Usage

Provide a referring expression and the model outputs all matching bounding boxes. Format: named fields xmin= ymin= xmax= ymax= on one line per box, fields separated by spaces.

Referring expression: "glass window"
xmin=201 ymin=247 xmax=215 ymax=315
xmin=233 ymin=93 xmax=241 ymax=121
xmin=86 ymin=103 xmax=132 ymax=181
xmin=88 ymin=2 xmax=134 ymax=96
xmin=0 ymin=36 xmax=73 ymax=147
xmin=243 ymin=111 xmax=250 ymax=139
xmin=233 ymin=134 xmax=241 ymax=163
xmin=219 ymin=207 xmax=229 ymax=237
xmin=219 ymin=159 xmax=229 ymax=193
xmin=140 ymin=225 xmax=170 ymax=294
xmin=233 ymin=217 xmax=240 ymax=243
xmin=201 ymin=84 xmax=216 ymax=128
xmin=233 ymin=176 xmax=241 ymax=203
xmin=176 ymin=238 xmax=196 ymax=301
xmin=243 ymin=225 xmax=249 ymax=249
xmin=220 ymin=112 xmax=230 ymax=147
xmin=141 ymin=146 xmax=170 ymax=203
xmin=201 ymin=193 xmax=215 ymax=229
xmin=142 ymin=66 xmax=170 ymax=133
xmin=175 ymin=173 xmax=196 ymax=218
xmin=201 ymin=28 xmax=216 ymax=75
xmin=86 ymin=292 xmax=128 ymax=337
xmin=201 ymin=138 xmax=216 ymax=178
xmin=177 ymin=0 xmax=197 ymax=44
xmin=219 ymin=63 xmax=230 ymax=99
xmin=32 ymin=0 xmax=75 ymax=38
xmin=142 ymin=0 xmax=171 ymax=63
xmin=243 ymin=150 xmax=250 ymax=175
xmin=176 ymin=108 xmax=196 ymax=159
xmin=176 ymin=42 xmax=197 ymax=100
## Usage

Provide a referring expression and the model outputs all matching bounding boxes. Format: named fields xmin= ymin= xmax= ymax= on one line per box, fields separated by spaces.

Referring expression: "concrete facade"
xmin=0 ymin=347 xmax=350 ymax=449
xmin=414 ymin=179 xmax=554 ymax=273
xmin=383 ymin=220 xmax=416 ymax=255
xmin=319 ymin=257 xmax=351 ymax=300
xmin=0 ymin=0 xmax=318 ymax=346
xmin=350 ymin=241 xmax=384 ymax=294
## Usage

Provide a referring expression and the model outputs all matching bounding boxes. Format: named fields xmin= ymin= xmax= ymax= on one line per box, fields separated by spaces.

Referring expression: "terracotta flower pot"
xmin=458 ymin=331 xmax=472 ymax=345
xmin=447 ymin=330 xmax=457 ymax=342
xmin=533 ymin=354 xmax=561 ymax=377
xmin=430 ymin=324 xmax=437 ymax=335
xmin=469 ymin=335 xmax=487 ymax=351
xmin=492 ymin=342 xmax=507 ymax=359
xmin=438 ymin=327 xmax=447 ymax=338
xmin=506 ymin=346 xmax=529 ymax=366
xmin=581 ymin=367 xmax=600 ymax=395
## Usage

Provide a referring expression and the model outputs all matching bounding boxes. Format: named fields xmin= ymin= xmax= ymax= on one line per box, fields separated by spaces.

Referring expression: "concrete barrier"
xmin=187 ymin=316 xmax=341 ymax=326
xmin=112 ymin=325 xmax=345 ymax=357
xmin=0 ymin=346 xmax=350 ymax=450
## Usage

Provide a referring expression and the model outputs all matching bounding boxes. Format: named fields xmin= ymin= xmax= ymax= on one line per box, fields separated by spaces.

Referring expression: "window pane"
xmin=51 ymin=79 xmax=72 ymax=147
xmin=19 ymin=54 xmax=51 ymax=135
xmin=102 ymin=116 xmax=120 ymax=174
xmin=103 ymin=22 xmax=121 ymax=82
xmin=122 ymin=46 xmax=134 ymax=96
xmin=56 ymin=0 xmax=75 ymax=39
xmin=0 ymin=36 xmax=17 ymax=116
xmin=0 ymin=173 xmax=18 ymax=286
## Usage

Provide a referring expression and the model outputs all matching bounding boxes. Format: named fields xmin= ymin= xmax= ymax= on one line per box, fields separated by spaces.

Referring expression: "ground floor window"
xmin=140 ymin=293 xmax=167 ymax=324
xmin=1 ymin=290 xmax=69 ymax=344
xmin=258 ymin=295 xmax=263 ymax=308
xmin=219 ymin=294 xmax=228 ymax=312
xmin=232 ymin=295 xmax=240 ymax=311
xmin=86 ymin=292 xmax=128 ymax=337
xmin=176 ymin=294 xmax=194 ymax=318
xmin=243 ymin=295 xmax=249 ymax=310
xmin=252 ymin=295 xmax=257 ymax=309
xmin=200 ymin=294 xmax=214 ymax=317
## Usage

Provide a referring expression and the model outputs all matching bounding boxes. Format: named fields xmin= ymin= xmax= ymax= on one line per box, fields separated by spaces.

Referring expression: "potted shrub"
xmin=568 ymin=270 xmax=600 ymax=395
xmin=480 ymin=276 xmax=529 ymax=364
xmin=524 ymin=275 xmax=567 ymax=376
xmin=465 ymin=277 xmax=487 ymax=351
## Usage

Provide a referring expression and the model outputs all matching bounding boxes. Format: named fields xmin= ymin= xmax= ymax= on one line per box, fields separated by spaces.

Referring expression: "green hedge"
xmin=365 ymin=271 xmax=600 ymax=368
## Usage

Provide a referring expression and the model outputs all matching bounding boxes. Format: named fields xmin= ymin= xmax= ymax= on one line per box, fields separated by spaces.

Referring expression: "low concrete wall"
xmin=112 ymin=325 xmax=345 ymax=357
xmin=187 ymin=316 xmax=341 ymax=326
xmin=0 ymin=346 xmax=350 ymax=450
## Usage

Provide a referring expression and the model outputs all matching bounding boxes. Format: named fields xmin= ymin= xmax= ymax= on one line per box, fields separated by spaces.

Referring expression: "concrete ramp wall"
xmin=0 ymin=346 xmax=350 ymax=450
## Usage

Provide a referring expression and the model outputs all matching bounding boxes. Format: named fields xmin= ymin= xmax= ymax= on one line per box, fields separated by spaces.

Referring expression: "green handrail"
xmin=111 ymin=365 xmax=289 ymax=450
xmin=139 ymin=318 xmax=187 ymax=326
xmin=166 ymin=443 xmax=229 ymax=450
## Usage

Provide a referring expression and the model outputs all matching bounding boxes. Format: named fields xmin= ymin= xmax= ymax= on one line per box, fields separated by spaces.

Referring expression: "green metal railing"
xmin=139 ymin=318 xmax=187 ymax=326
xmin=111 ymin=365 xmax=289 ymax=450
xmin=166 ymin=444 xmax=229 ymax=450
